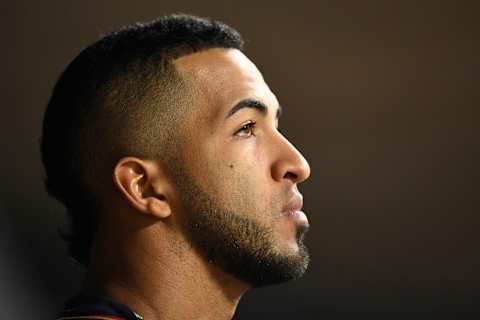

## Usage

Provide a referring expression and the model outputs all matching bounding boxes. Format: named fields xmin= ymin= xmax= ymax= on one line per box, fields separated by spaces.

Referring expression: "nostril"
xmin=284 ymin=171 xmax=298 ymax=180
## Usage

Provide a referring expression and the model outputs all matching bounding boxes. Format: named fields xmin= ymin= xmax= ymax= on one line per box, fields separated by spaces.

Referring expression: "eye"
xmin=235 ymin=120 xmax=256 ymax=138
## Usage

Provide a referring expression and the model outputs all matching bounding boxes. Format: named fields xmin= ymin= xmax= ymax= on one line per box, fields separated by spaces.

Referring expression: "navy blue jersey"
xmin=57 ymin=293 xmax=143 ymax=320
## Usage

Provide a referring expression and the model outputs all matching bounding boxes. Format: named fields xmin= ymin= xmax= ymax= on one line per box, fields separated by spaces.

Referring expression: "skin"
xmin=82 ymin=48 xmax=311 ymax=320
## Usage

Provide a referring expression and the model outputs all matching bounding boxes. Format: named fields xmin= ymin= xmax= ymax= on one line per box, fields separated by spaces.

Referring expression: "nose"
xmin=271 ymin=134 xmax=311 ymax=184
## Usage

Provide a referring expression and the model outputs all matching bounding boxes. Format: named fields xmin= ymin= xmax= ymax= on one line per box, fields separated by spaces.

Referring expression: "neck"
xmin=82 ymin=220 xmax=249 ymax=320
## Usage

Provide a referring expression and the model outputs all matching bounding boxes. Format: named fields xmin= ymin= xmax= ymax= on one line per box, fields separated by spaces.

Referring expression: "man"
xmin=42 ymin=14 xmax=311 ymax=320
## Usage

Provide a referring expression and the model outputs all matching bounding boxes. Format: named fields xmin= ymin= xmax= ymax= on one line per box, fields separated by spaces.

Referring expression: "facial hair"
xmin=172 ymin=165 xmax=310 ymax=287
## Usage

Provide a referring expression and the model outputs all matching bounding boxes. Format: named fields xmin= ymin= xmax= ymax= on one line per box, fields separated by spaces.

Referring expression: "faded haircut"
xmin=40 ymin=14 xmax=244 ymax=266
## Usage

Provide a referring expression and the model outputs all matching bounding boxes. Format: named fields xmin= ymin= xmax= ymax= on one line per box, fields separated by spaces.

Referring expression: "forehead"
xmin=173 ymin=48 xmax=278 ymax=121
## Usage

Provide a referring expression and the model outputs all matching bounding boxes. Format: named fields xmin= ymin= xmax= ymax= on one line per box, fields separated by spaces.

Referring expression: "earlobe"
xmin=113 ymin=157 xmax=172 ymax=219
xmin=147 ymin=197 xmax=171 ymax=218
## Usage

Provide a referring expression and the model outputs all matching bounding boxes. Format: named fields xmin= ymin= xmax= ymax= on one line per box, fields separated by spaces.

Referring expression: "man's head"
xmin=41 ymin=14 xmax=311 ymax=288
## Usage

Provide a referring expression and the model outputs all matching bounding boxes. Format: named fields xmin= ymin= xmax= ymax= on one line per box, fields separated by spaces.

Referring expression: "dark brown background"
xmin=1 ymin=1 xmax=478 ymax=319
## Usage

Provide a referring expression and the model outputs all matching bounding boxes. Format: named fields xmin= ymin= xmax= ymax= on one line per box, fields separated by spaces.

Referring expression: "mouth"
xmin=280 ymin=194 xmax=309 ymax=225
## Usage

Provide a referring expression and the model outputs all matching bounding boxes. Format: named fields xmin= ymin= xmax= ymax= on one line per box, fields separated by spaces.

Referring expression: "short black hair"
xmin=41 ymin=14 xmax=244 ymax=266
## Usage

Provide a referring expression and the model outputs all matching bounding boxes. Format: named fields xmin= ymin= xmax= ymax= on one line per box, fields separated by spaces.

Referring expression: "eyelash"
xmin=235 ymin=120 xmax=256 ymax=138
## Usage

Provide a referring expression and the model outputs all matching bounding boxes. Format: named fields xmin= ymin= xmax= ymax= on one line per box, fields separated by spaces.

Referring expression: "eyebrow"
xmin=225 ymin=98 xmax=283 ymax=120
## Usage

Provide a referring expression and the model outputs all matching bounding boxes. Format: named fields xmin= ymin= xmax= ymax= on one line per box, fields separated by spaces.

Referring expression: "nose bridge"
xmin=271 ymin=130 xmax=311 ymax=183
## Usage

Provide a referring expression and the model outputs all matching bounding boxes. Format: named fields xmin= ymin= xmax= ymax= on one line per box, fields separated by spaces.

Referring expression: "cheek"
xmin=192 ymin=137 xmax=275 ymax=210
xmin=224 ymin=160 xmax=276 ymax=216
xmin=225 ymin=138 xmax=271 ymax=174
xmin=223 ymin=139 xmax=272 ymax=185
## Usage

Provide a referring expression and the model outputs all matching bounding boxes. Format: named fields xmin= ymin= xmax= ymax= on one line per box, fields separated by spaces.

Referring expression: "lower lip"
xmin=282 ymin=210 xmax=309 ymax=225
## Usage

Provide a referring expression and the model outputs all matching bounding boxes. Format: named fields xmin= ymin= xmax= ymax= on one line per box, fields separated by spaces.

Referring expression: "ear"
xmin=113 ymin=157 xmax=172 ymax=219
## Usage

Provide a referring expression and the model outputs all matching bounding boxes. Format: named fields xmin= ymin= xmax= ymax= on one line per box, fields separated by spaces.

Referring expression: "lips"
xmin=282 ymin=194 xmax=303 ymax=213
xmin=281 ymin=194 xmax=309 ymax=225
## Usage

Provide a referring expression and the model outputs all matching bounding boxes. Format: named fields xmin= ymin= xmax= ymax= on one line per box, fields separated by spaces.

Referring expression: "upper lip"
xmin=282 ymin=194 xmax=303 ymax=213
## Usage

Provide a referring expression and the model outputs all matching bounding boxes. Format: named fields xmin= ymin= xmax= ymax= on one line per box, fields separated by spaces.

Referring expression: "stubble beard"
xmin=172 ymin=166 xmax=310 ymax=287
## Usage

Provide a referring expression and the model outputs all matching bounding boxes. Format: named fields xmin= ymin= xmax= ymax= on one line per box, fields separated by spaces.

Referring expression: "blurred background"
xmin=1 ymin=1 xmax=478 ymax=319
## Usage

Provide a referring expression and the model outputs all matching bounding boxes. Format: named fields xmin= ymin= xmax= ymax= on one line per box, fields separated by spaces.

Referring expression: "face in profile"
xmin=170 ymin=48 xmax=311 ymax=287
